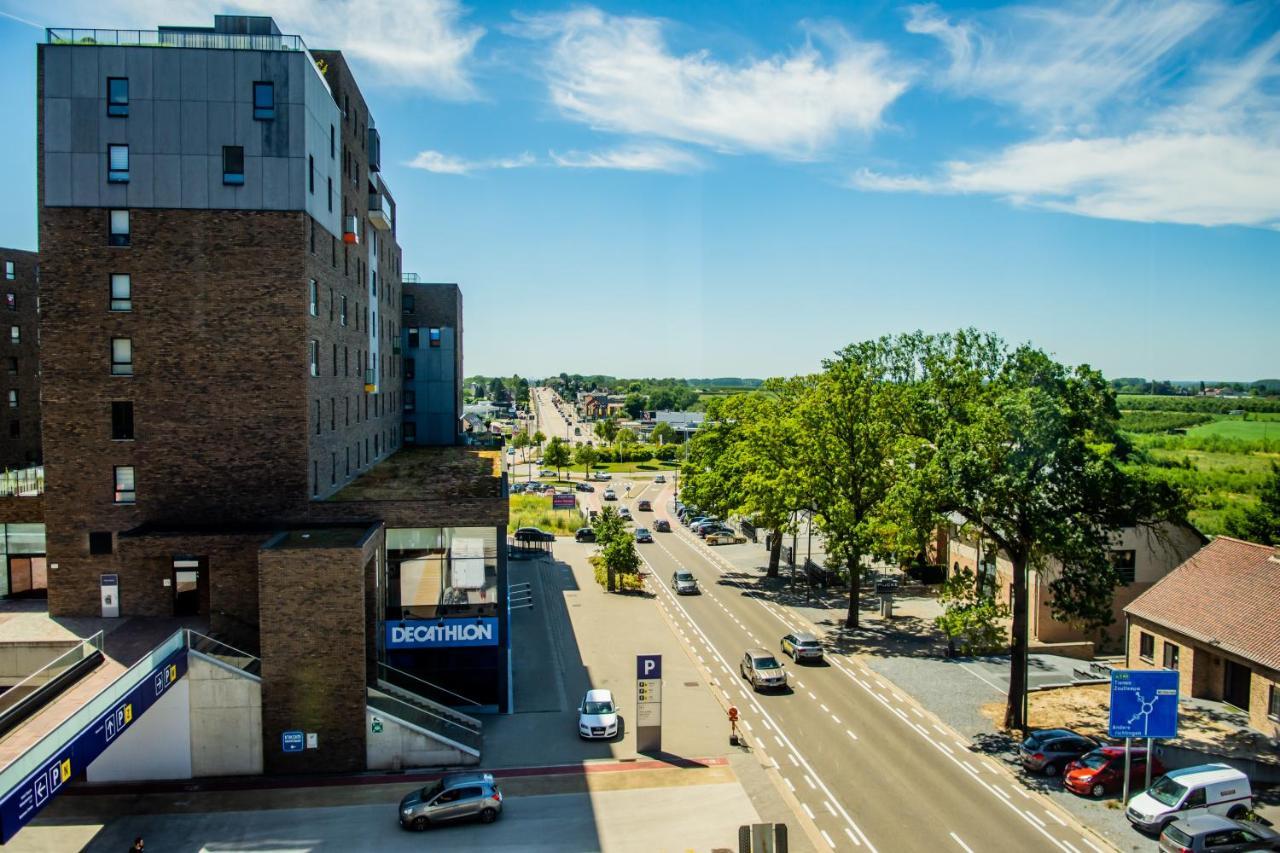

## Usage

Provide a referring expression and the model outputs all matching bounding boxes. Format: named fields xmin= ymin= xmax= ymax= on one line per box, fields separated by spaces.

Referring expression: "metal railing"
xmin=0 ymin=629 xmax=184 ymax=793
xmin=375 ymin=662 xmax=484 ymax=718
xmin=0 ymin=633 xmax=104 ymax=738
xmin=186 ymin=631 xmax=260 ymax=679
xmin=0 ymin=467 xmax=43 ymax=498
xmin=366 ymin=687 xmax=481 ymax=757
xmin=46 ymin=28 xmax=307 ymax=52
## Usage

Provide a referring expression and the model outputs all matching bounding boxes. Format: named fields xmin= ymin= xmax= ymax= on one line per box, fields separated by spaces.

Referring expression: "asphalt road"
xmin=531 ymin=386 xmax=581 ymax=444
xmin=606 ymin=478 xmax=1113 ymax=853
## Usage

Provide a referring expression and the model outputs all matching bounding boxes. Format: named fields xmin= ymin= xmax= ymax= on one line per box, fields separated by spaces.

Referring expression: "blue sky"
xmin=2 ymin=0 xmax=1278 ymax=380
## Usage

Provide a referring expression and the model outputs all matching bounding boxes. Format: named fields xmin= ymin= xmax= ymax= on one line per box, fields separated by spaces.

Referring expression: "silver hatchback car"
xmin=399 ymin=771 xmax=503 ymax=830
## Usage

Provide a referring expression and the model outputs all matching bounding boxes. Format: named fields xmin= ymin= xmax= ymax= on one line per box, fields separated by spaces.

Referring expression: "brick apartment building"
xmin=400 ymin=278 xmax=462 ymax=446
xmin=2 ymin=248 xmax=41 ymax=470
xmin=32 ymin=15 xmax=509 ymax=773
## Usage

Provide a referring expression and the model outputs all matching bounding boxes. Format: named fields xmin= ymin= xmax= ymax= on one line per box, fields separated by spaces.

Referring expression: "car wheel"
xmin=479 ymin=808 xmax=498 ymax=824
xmin=1042 ymin=763 xmax=1058 ymax=777
xmin=1227 ymin=805 xmax=1248 ymax=820
xmin=412 ymin=817 xmax=429 ymax=831
xmin=1091 ymin=783 xmax=1105 ymax=798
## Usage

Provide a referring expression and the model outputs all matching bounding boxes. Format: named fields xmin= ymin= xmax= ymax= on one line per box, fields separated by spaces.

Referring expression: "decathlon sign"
xmin=386 ymin=618 xmax=500 ymax=649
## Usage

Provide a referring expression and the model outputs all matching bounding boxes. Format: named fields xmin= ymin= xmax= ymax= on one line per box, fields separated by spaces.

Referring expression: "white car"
xmin=654 ymin=475 xmax=666 ymax=483
xmin=578 ymin=689 xmax=619 ymax=739
xmin=602 ymin=489 xmax=617 ymax=501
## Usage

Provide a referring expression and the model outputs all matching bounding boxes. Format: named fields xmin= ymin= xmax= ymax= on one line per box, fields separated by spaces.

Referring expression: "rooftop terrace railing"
xmin=46 ymin=28 xmax=308 ymax=52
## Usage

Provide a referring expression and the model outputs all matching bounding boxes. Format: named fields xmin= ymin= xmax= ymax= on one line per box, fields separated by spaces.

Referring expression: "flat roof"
xmin=325 ymin=446 xmax=502 ymax=503
xmin=262 ymin=526 xmax=375 ymax=550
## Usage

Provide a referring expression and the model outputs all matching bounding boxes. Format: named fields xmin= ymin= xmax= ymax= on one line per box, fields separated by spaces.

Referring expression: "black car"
xmin=514 ymin=526 xmax=553 ymax=543
xmin=575 ymin=482 xmax=595 ymax=492
xmin=574 ymin=527 xmax=596 ymax=543
xmin=653 ymin=519 xmax=672 ymax=532
xmin=1019 ymin=729 xmax=1100 ymax=776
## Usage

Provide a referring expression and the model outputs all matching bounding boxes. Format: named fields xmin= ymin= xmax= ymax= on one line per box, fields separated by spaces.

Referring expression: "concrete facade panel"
xmin=125 ymin=97 xmax=154 ymax=155
xmin=236 ymin=104 xmax=262 ymax=158
xmin=153 ymin=49 xmax=181 ymax=101
xmin=69 ymin=152 xmax=99 ymax=206
xmin=205 ymin=50 xmax=234 ymax=103
xmin=96 ymin=47 xmax=126 ymax=90
xmin=43 ymin=97 xmax=71 ymax=154
xmin=42 ymin=46 xmax=70 ymax=99
xmin=153 ymin=154 xmax=181 ymax=207
xmin=179 ymin=100 xmax=208 ymax=154
xmin=125 ymin=47 xmax=154 ymax=101
xmin=44 ymin=152 xmax=71 ymax=206
xmin=261 ymin=156 xmax=291 ymax=210
xmin=233 ymin=51 xmax=262 ymax=104
xmin=180 ymin=155 xmax=209 ymax=207
xmin=205 ymin=101 xmax=234 ymax=156
xmin=179 ymin=50 xmax=209 ymax=102
xmin=189 ymin=654 xmax=264 ymax=777
xmin=69 ymin=97 xmax=98 ymax=153
xmin=85 ymin=677 xmax=192 ymax=782
xmin=153 ymin=100 xmax=181 ymax=154
xmin=69 ymin=45 xmax=97 ymax=99
xmin=126 ymin=154 xmax=155 ymax=207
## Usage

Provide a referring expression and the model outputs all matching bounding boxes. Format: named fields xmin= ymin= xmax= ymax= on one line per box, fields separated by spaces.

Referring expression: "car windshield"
xmin=420 ymin=781 xmax=444 ymax=800
xmin=583 ymin=700 xmax=614 ymax=715
xmin=796 ymin=639 xmax=820 ymax=648
xmin=1146 ymin=775 xmax=1187 ymax=806
xmin=753 ymin=656 xmax=781 ymax=669
xmin=1162 ymin=824 xmax=1192 ymax=846
xmin=1077 ymin=752 xmax=1109 ymax=770
xmin=676 ymin=572 xmax=694 ymax=581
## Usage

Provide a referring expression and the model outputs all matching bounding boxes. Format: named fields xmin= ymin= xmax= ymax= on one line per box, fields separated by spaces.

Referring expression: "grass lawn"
xmin=589 ymin=460 xmax=681 ymax=474
xmin=508 ymin=494 xmax=583 ymax=536
xmin=1185 ymin=418 xmax=1280 ymax=441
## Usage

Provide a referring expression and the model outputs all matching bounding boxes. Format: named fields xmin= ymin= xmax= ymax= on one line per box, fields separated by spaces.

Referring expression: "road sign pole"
xmin=1122 ymin=737 xmax=1132 ymax=806
xmin=1145 ymin=737 xmax=1154 ymax=791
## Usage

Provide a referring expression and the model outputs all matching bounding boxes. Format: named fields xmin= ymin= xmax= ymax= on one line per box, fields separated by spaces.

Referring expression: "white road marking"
xmin=824 ymin=800 xmax=837 ymax=816
xmin=1061 ymin=842 xmax=1081 ymax=853
xmin=845 ymin=827 xmax=861 ymax=846
xmin=789 ymin=753 xmax=800 ymax=767
xmin=821 ymin=829 xmax=835 ymax=849
xmin=846 ymin=729 xmax=858 ymax=741
xmin=1023 ymin=809 xmax=1046 ymax=828
xmin=949 ymin=832 xmax=976 ymax=853
xmin=820 ymin=703 xmax=830 ymax=713
xmin=740 ymin=720 xmax=751 ymax=732
xmin=1045 ymin=810 xmax=1067 ymax=826
xmin=808 ymin=691 xmax=817 ymax=700
xmin=831 ymin=714 xmax=841 ymax=724
xmin=784 ymin=777 xmax=795 ymax=792
xmin=803 ymin=803 xmax=815 ymax=820
xmin=1078 ymin=836 xmax=1104 ymax=853
xmin=774 ymin=735 xmax=785 ymax=748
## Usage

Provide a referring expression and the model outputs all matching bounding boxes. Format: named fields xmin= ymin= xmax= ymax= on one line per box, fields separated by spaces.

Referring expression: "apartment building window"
xmin=372 ymin=270 xmax=377 ymax=297
xmin=110 ymin=274 xmax=131 ymax=311
xmin=309 ymin=340 xmax=319 ymax=377
xmin=1138 ymin=632 xmax=1154 ymax=662
xmin=1111 ymin=550 xmax=1137 ymax=585
xmin=107 ymin=77 xmax=129 ymax=116
xmin=109 ymin=210 xmax=130 ymax=246
xmin=7 ymin=389 xmax=15 ymax=408
xmin=404 ymin=358 xmax=415 ymax=380
xmin=1162 ymin=642 xmax=1180 ymax=671
xmin=8 ymin=422 xmax=16 ymax=438
xmin=113 ymin=466 xmax=136 ymax=504
xmin=309 ymin=156 xmax=315 ymax=194
xmin=345 ymin=447 xmax=350 ymax=476
xmin=429 ymin=327 xmax=441 ymax=348
xmin=404 ymin=390 xmax=415 ymax=412
xmin=327 ymin=177 xmax=333 ymax=212
xmin=9 ymin=326 xmax=18 ymax=343
xmin=331 ymin=452 xmax=336 ymax=485
xmin=309 ymin=279 xmax=318 ymax=316
xmin=331 ymin=398 xmax=336 ymax=430
xmin=5 ymin=358 xmax=14 ymax=375
xmin=344 ymin=347 xmax=349 ymax=376
xmin=110 ymin=338 xmax=132 ymax=375
xmin=1270 ymin=684 xmax=1280 ymax=722
xmin=89 ymin=532 xmax=113 ymax=555
xmin=403 ymin=422 xmax=416 ymax=444
xmin=3 ymin=261 xmax=12 ymax=279
xmin=331 ymin=236 xmax=336 ymax=268
xmin=315 ymin=399 xmax=320 ymax=435
xmin=345 ymin=396 xmax=350 ymax=426
xmin=5 ymin=292 xmax=14 ymax=310
xmin=108 ymin=145 xmax=129 ymax=182
xmin=403 ymin=293 xmax=414 ymax=314
xmin=111 ymin=401 xmax=134 ymax=440
xmin=312 ymin=461 xmax=318 ymax=496
xmin=340 ymin=295 xmax=348 ymax=326
xmin=371 ymin=310 xmax=377 ymax=339
xmin=332 ymin=344 xmax=338 ymax=376
xmin=330 ymin=124 xmax=335 ymax=158
xmin=253 ymin=82 xmax=275 ymax=120
xmin=222 ymin=146 xmax=245 ymax=185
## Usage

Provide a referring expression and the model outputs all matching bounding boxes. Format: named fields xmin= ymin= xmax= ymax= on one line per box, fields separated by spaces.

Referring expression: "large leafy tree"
xmin=650 ymin=421 xmax=677 ymax=445
xmin=910 ymin=330 xmax=1183 ymax=731
xmin=683 ymin=388 xmax=804 ymax=577
xmin=795 ymin=337 xmax=922 ymax=628
xmin=594 ymin=418 xmax=618 ymax=446
xmin=591 ymin=506 xmax=638 ymax=592
xmin=1226 ymin=462 xmax=1280 ymax=545
xmin=543 ymin=437 xmax=571 ymax=478
xmin=574 ymin=444 xmax=600 ymax=479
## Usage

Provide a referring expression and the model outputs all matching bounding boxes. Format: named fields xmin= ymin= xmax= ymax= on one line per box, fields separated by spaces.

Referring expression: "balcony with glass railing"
xmin=46 ymin=27 xmax=308 ymax=52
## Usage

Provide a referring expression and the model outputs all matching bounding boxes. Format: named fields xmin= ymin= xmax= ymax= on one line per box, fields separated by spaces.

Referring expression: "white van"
xmin=1125 ymin=763 xmax=1252 ymax=834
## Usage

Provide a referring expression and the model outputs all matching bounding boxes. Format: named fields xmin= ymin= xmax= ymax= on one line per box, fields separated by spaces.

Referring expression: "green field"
xmin=1121 ymin=404 xmax=1279 ymax=536
xmin=507 ymin=494 xmax=582 ymax=536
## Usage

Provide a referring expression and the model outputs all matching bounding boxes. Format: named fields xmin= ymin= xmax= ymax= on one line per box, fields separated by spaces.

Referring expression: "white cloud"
xmin=549 ymin=144 xmax=701 ymax=172
xmin=8 ymin=0 xmax=483 ymax=98
xmin=513 ymin=7 xmax=911 ymax=160
xmin=852 ymin=131 xmax=1280 ymax=228
xmin=905 ymin=1 xmax=1218 ymax=126
xmin=406 ymin=150 xmax=535 ymax=174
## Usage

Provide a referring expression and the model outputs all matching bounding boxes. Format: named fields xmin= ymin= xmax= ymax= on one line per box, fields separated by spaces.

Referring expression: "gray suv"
xmin=741 ymin=649 xmax=788 ymax=691
xmin=399 ymin=771 xmax=503 ymax=830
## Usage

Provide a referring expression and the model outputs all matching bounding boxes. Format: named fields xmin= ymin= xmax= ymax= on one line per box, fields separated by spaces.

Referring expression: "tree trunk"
xmin=767 ymin=528 xmax=782 ymax=578
xmin=845 ymin=552 xmax=860 ymax=629
xmin=1004 ymin=552 xmax=1029 ymax=732
xmin=607 ymin=563 xmax=616 ymax=593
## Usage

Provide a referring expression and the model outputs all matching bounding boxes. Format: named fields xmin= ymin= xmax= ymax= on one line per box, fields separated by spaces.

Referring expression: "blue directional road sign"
xmin=281 ymin=731 xmax=305 ymax=753
xmin=1109 ymin=670 xmax=1179 ymax=739
xmin=636 ymin=654 xmax=662 ymax=680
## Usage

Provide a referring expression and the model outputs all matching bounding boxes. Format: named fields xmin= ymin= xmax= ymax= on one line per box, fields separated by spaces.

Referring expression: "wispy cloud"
xmin=905 ymin=0 xmax=1218 ymax=127
xmin=5 ymin=0 xmax=484 ymax=98
xmin=512 ymin=7 xmax=911 ymax=160
xmin=857 ymin=0 xmax=1280 ymax=229
xmin=549 ymin=144 xmax=701 ymax=172
xmin=407 ymin=150 xmax=535 ymax=175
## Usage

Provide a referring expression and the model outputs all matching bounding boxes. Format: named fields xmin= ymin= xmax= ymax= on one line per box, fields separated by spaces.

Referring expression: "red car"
xmin=1064 ymin=746 xmax=1163 ymax=798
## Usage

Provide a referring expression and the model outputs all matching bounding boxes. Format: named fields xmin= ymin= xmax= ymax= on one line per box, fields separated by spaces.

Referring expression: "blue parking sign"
xmin=1109 ymin=670 xmax=1179 ymax=739
xmin=281 ymin=730 xmax=304 ymax=753
xmin=636 ymin=655 xmax=662 ymax=680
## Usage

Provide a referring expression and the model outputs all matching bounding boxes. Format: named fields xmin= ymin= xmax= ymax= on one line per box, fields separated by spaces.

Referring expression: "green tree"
xmin=796 ymin=338 xmax=918 ymax=629
xmin=511 ymin=430 xmax=530 ymax=463
xmin=487 ymin=376 xmax=508 ymax=402
xmin=591 ymin=507 xmax=638 ymax=592
xmin=574 ymin=444 xmax=600 ymax=479
xmin=532 ymin=430 xmax=546 ymax=451
xmin=910 ymin=330 xmax=1183 ymax=731
xmin=623 ymin=393 xmax=646 ymax=419
xmin=594 ymin=418 xmax=618 ymax=446
xmin=650 ymin=421 xmax=676 ymax=445
xmin=544 ymin=437 xmax=571 ymax=478
xmin=1226 ymin=462 xmax=1280 ymax=544
xmin=935 ymin=568 xmax=1010 ymax=655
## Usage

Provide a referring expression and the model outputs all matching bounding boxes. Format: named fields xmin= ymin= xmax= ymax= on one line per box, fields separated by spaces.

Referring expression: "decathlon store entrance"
xmin=381 ymin=526 xmax=507 ymax=712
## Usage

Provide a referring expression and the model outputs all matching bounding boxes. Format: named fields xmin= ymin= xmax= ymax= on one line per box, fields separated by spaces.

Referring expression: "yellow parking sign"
xmin=59 ymin=759 xmax=70 ymax=781
xmin=123 ymin=704 xmax=133 ymax=725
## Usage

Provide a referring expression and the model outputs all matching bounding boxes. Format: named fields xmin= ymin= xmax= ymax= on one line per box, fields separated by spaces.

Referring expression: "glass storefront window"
xmin=386 ymin=526 xmax=498 ymax=619
xmin=5 ymin=524 xmax=47 ymax=554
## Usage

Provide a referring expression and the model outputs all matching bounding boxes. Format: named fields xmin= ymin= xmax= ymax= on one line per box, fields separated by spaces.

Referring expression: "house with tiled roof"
xmin=1124 ymin=536 xmax=1280 ymax=735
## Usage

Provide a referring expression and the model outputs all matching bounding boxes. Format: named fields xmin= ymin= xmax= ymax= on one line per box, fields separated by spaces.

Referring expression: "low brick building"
xmin=1124 ymin=536 xmax=1280 ymax=736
